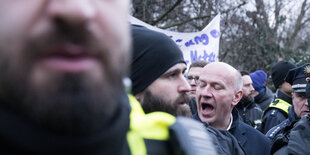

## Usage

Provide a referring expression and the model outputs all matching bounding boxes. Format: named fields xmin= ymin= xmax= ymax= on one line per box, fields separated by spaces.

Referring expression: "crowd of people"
xmin=0 ymin=1 xmax=309 ymax=155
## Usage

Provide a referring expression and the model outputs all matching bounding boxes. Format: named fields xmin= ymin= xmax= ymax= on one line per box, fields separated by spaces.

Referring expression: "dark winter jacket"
xmin=274 ymin=115 xmax=310 ymax=155
xmin=193 ymin=113 xmax=246 ymax=155
xmin=189 ymin=97 xmax=198 ymax=115
xmin=230 ymin=108 xmax=271 ymax=155
xmin=236 ymin=98 xmax=262 ymax=129
xmin=266 ymin=106 xmax=299 ymax=142
xmin=194 ymin=109 xmax=271 ymax=155
xmin=254 ymin=87 xmax=274 ymax=112
xmin=260 ymin=90 xmax=292 ymax=134
xmin=0 ymin=94 xmax=218 ymax=155
xmin=0 ymin=94 xmax=132 ymax=154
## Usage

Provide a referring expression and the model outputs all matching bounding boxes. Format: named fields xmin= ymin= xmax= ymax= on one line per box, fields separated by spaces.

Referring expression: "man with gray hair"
xmin=194 ymin=62 xmax=271 ymax=155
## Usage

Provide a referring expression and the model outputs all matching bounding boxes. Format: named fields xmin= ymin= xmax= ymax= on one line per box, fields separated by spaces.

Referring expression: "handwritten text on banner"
xmin=129 ymin=14 xmax=221 ymax=66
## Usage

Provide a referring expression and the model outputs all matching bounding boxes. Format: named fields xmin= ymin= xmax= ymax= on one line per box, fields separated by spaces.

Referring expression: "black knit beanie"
xmin=130 ymin=25 xmax=185 ymax=95
xmin=271 ymin=61 xmax=296 ymax=88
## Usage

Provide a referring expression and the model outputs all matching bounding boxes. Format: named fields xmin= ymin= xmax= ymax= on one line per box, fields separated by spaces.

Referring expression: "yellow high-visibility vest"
xmin=127 ymin=95 xmax=176 ymax=155
xmin=268 ymin=98 xmax=291 ymax=115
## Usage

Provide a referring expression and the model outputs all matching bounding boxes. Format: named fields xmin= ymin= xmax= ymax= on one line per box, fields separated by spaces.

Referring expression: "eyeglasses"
xmin=186 ymin=75 xmax=199 ymax=83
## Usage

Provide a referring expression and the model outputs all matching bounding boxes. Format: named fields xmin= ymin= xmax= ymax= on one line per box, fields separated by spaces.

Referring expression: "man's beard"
xmin=0 ymin=20 xmax=129 ymax=135
xmin=239 ymin=94 xmax=255 ymax=107
xmin=141 ymin=90 xmax=192 ymax=117
xmin=0 ymin=63 xmax=126 ymax=135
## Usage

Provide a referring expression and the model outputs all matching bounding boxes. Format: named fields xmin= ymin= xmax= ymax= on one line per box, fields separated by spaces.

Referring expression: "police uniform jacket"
xmin=274 ymin=115 xmax=310 ymax=155
xmin=260 ymin=90 xmax=292 ymax=134
xmin=266 ymin=106 xmax=299 ymax=142
xmin=271 ymin=63 xmax=310 ymax=154
xmin=230 ymin=108 xmax=271 ymax=155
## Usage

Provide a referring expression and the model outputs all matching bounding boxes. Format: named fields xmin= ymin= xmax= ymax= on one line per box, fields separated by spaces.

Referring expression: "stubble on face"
xmin=141 ymin=90 xmax=192 ymax=117
xmin=241 ymin=90 xmax=255 ymax=104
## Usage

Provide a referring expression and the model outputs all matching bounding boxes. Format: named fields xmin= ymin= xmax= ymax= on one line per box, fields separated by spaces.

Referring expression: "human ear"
xmin=135 ymin=92 xmax=144 ymax=104
xmin=232 ymin=90 xmax=243 ymax=106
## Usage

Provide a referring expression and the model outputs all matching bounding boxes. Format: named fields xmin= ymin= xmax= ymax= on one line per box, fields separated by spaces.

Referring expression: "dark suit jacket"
xmin=230 ymin=108 xmax=271 ymax=155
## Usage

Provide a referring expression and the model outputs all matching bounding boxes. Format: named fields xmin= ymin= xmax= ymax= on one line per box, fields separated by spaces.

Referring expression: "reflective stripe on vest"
xmin=127 ymin=94 xmax=176 ymax=155
xmin=268 ymin=98 xmax=291 ymax=114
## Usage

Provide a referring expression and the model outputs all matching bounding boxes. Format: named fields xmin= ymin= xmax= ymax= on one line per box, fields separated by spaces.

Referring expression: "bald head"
xmin=202 ymin=62 xmax=242 ymax=91
xmin=196 ymin=62 xmax=243 ymax=129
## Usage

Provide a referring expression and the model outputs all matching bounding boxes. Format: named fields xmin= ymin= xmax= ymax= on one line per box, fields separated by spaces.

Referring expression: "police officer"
xmin=269 ymin=63 xmax=310 ymax=154
xmin=260 ymin=61 xmax=297 ymax=134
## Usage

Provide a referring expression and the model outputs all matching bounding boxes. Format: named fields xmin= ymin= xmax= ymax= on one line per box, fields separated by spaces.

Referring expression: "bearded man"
xmin=235 ymin=71 xmax=263 ymax=129
xmin=130 ymin=25 xmax=192 ymax=117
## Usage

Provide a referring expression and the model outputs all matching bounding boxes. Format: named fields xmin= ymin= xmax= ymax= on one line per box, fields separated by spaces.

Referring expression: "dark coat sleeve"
xmin=232 ymin=121 xmax=271 ymax=155
xmin=260 ymin=109 xmax=287 ymax=134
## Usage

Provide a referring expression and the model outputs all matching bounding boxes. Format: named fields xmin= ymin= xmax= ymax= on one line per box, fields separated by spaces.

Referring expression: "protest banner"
xmin=129 ymin=14 xmax=220 ymax=66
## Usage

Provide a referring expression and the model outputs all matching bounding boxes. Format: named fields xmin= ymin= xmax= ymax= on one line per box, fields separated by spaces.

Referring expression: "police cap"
xmin=284 ymin=63 xmax=310 ymax=93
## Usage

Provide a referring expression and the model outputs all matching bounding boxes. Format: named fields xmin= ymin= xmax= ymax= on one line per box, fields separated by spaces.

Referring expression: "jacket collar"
xmin=229 ymin=108 xmax=247 ymax=146
xmin=288 ymin=105 xmax=299 ymax=122
xmin=277 ymin=89 xmax=292 ymax=104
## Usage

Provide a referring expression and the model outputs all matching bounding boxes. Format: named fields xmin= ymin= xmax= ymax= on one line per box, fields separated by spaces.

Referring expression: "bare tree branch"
xmin=273 ymin=0 xmax=282 ymax=31
xmin=288 ymin=0 xmax=308 ymax=46
xmin=150 ymin=0 xmax=183 ymax=25
xmin=159 ymin=14 xmax=211 ymax=29
xmin=159 ymin=1 xmax=246 ymax=29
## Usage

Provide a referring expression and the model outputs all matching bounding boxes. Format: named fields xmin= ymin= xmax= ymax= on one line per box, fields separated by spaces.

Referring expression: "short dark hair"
xmin=240 ymin=70 xmax=250 ymax=76
xmin=189 ymin=60 xmax=208 ymax=69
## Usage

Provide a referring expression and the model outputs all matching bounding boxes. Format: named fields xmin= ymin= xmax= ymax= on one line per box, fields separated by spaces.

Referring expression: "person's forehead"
xmin=165 ymin=63 xmax=186 ymax=73
xmin=200 ymin=68 xmax=228 ymax=83
xmin=201 ymin=63 xmax=233 ymax=78
xmin=294 ymin=92 xmax=306 ymax=96
xmin=200 ymin=64 xmax=235 ymax=85
xmin=242 ymin=75 xmax=252 ymax=84
xmin=188 ymin=67 xmax=203 ymax=76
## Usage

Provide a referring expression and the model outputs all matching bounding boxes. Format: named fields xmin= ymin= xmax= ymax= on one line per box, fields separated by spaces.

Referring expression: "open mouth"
xmin=202 ymin=103 xmax=214 ymax=110
xmin=201 ymin=103 xmax=214 ymax=115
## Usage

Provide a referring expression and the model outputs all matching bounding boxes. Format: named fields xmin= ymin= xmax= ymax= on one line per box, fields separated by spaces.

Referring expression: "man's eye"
xmin=197 ymin=82 xmax=206 ymax=87
xmin=169 ymin=73 xmax=177 ymax=78
xmin=214 ymin=84 xmax=222 ymax=90
xmin=297 ymin=93 xmax=306 ymax=99
xmin=187 ymin=76 xmax=199 ymax=81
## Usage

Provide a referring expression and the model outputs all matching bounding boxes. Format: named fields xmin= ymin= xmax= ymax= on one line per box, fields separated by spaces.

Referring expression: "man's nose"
xmin=47 ymin=0 xmax=95 ymax=25
xmin=188 ymin=79 xmax=197 ymax=86
xmin=250 ymin=85 xmax=255 ymax=92
xmin=199 ymin=85 xmax=212 ymax=97
xmin=179 ymin=76 xmax=191 ymax=93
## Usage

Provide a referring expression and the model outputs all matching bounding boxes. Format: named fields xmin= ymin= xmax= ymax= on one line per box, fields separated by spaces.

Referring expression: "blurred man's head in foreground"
xmin=0 ymin=0 xmax=131 ymax=134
